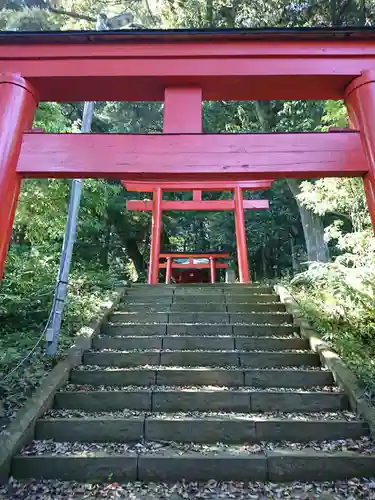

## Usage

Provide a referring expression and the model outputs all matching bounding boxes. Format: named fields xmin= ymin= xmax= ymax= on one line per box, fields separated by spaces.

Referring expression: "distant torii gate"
xmin=122 ymin=180 xmax=271 ymax=285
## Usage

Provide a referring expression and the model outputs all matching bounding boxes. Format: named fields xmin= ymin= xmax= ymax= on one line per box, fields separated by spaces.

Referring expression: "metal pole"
xmin=46 ymin=101 xmax=94 ymax=355
xmin=45 ymin=11 xmax=133 ymax=355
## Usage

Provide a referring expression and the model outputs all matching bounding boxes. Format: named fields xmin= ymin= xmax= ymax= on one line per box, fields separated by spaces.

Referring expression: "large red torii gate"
xmin=122 ymin=180 xmax=271 ymax=284
xmin=1 ymin=29 xmax=375 ymax=282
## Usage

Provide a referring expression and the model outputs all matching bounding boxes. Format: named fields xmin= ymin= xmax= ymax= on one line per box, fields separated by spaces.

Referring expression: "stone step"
xmin=110 ymin=312 xmax=169 ymax=324
xmin=94 ymin=335 xmax=233 ymax=351
xmin=36 ymin=417 xmax=144 ymax=442
xmin=119 ymin=304 xmax=173 ymax=313
xmin=93 ymin=335 xmax=308 ymax=351
xmin=71 ymin=367 xmax=334 ymax=388
xmin=228 ymin=303 xmax=285 ymax=312
xmin=173 ymin=286 xmax=274 ymax=295
xmin=144 ymin=416 xmax=366 ymax=444
xmin=238 ymin=351 xmax=320 ymax=368
xmin=102 ymin=323 xmax=299 ymax=337
xmin=94 ymin=336 xmax=164 ymax=351
xmin=128 ymin=284 xmax=258 ymax=289
xmin=175 ymin=294 xmax=281 ymax=303
xmin=35 ymin=415 xmax=367 ymax=444
xmin=118 ymin=303 xmax=286 ymax=313
xmin=55 ymin=389 xmax=347 ymax=412
xmin=126 ymin=290 xmax=174 ymax=297
xmin=123 ymin=294 xmax=282 ymax=305
xmin=83 ymin=350 xmax=320 ymax=368
xmin=125 ymin=287 xmax=274 ymax=299
xmin=235 ymin=337 xmax=308 ymax=351
xmin=13 ymin=447 xmax=375 ymax=482
xmin=109 ymin=312 xmax=294 ymax=325
xmin=131 ymin=282 xmax=265 ymax=290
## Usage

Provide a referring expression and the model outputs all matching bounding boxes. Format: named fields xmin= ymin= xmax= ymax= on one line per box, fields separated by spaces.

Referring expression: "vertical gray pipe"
xmin=46 ymin=101 xmax=94 ymax=355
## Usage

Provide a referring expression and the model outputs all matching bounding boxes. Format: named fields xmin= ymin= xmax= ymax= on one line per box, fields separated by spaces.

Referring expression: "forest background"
xmin=1 ymin=0 xmax=375 ymax=420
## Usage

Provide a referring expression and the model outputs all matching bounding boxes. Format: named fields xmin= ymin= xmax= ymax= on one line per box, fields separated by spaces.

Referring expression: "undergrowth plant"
xmin=290 ymin=261 xmax=375 ymax=402
xmin=0 ymin=248 xmax=119 ymax=425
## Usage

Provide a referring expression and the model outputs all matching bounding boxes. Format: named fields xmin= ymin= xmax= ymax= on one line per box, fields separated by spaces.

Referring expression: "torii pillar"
xmin=148 ymin=186 xmax=162 ymax=285
xmin=345 ymin=71 xmax=375 ymax=231
xmin=233 ymin=185 xmax=250 ymax=283
xmin=0 ymin=74 xmax=38 ymax=280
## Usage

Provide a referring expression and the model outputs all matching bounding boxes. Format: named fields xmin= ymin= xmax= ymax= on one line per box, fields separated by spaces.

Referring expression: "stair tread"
xmin=106 ymin=322 xmax=296 ymax=327
xmin=75 ymin=365 xmax=326 ymax=371
xmin=18 ymin=437 xmax=375 ymax=456
xmin=97 ymin=335 xmax=300 ymax=339
xmin=90 ymin=349 xmax=314 ymax=353
xmin=60 ymin=387 xmax=343 ymax=394
xmin=41 ymin=410 xmax=361 ymax=421
xmin=64 ymin=383 xmax=339 ymax=392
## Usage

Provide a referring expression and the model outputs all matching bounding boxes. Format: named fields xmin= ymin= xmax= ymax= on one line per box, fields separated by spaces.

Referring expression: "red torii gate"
xmin=122 ymin=180 xmax=271 ymax=284
xmin=1 ymin=29 xmax=375 ymax=283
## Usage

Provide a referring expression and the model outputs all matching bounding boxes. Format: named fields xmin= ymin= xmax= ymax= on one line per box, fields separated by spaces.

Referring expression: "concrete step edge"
xmin=58 ymin=389 xmax=345 ymax=396
xmin=88 ymin=349 xmax=315 ymax=354
xmin=73 ymin=367 xmax=327 ymax=373
xmin=12 ymin=450 xmax=375 ymax=482
xmin=38 ymin=415 xmax=364 ymax=424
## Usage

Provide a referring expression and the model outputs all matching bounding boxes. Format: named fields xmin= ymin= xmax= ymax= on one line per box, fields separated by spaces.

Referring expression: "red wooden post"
xmin=193 ymin=190 xmax=202 ymax=201
xmin=0 ymin=74 xmax=38 ymax=282
xmin=164 ymin=86 xmax=202 ymax=133
xmin=148 ymin=187 xmax=162 ymax=285
xmin=165 ymin=256 xmax=172 ymax=284
xmin=234 ymin=186 xmax=250 ymax=283
xmin=345 ymin=71 xmax=375 ymax=233
xmin=209 ymin=257 xmax=216 ymax=284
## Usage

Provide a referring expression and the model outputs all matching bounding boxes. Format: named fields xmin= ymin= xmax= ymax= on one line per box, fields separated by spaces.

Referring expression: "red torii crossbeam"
xmin=2 ymin=30 xmax=375 ymax=282
xmin=17 ymin=131 xmax=366 ymax=180
xmin=123 ymin=181 xmax=270 ymax=285
xmin=126 ymin=199 xmax=269 ymax=211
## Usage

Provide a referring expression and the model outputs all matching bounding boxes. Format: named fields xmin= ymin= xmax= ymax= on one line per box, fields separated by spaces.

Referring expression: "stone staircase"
xmin=11 ymin=284 xmax=375 ymax=482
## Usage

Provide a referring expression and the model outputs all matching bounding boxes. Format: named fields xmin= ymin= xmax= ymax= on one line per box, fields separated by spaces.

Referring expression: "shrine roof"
xmin=1 ymin=27 xmax=375 ymax=45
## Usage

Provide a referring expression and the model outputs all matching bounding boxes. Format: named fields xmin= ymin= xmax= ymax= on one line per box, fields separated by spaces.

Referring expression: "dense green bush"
xmin=0 ymin=247 xmax=118 ymax=373
xmin=290 ymin=262 xmax=375 ymax=402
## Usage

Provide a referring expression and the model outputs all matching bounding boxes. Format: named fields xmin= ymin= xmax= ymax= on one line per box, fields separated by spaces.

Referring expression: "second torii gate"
xmin=122 ymin=180 xmax=272 ymax=285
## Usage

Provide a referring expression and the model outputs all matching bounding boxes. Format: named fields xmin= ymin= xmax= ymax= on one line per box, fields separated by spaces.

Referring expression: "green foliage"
xmin=5 ymin=7 xmax=59 ymax=30
xmin=34 ymin=102 xmax=72 ymax=133
xmin=290 ymin=262 xmax=375 ymax=400
xmin=0 ymin=246 xmax=118 ymax=418
xmin=320 ymin=101 xmax=349 ymax=130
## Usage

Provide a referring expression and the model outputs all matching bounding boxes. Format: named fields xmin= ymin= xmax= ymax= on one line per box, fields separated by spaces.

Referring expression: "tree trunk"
xmin=287 ymin=179 xmax=329 ymax=263
xmin=261 ymin=245 xmax=267 ymax=279
xmin=108 ymin=209 xmax=147 ymax=276
xmin=206 ymin=0 xmax=213 ymax=26
xmin=290 ymin=235 xmax=297 ymax=274
xmin=100 ymin=218 xmax=111 ymax=270
xmin=125 ymin=238 xmax=146 ymax=276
